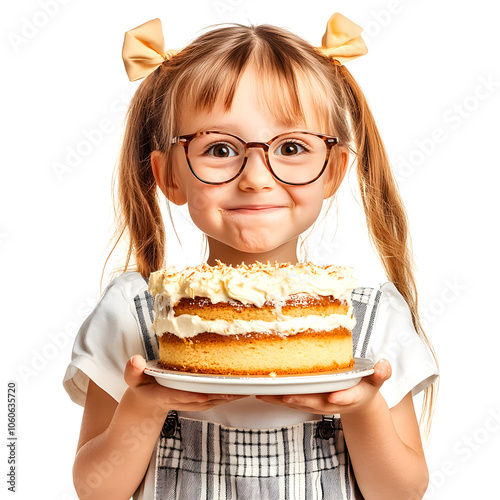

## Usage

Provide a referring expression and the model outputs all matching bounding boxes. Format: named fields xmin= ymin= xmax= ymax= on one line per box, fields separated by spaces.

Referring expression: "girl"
xmin=64 ymin=13 xmax=439 ymax=500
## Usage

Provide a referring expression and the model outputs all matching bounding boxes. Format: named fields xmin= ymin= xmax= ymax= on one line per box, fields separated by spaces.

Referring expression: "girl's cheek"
xmin=186 ymin=189 xmax=224 ymax=228
xmin=293 ymin=186 xmax=324 ymax=214
xmin=186 ymin=183 xmax=219 ymax=209
xmin=186 ymin=192 xmax=207 ymax=213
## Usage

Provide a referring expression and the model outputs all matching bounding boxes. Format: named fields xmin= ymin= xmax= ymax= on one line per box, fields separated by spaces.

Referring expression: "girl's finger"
xmin=257 ymin=393 xmax=335 ymax=414
xmin=364 ymin=359 xmax=392 ymax=388
xmin=327 ymin=385 xmax=362 ymax=405
xmin=124 ymin=355 xmax=152 ymax=387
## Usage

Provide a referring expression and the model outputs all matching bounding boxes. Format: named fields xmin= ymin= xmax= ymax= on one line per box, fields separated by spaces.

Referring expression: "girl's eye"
xmin=205 ymin=142 xmax=238 ymax=158
xmin=275 ymin=141 xmax=308 ymax=156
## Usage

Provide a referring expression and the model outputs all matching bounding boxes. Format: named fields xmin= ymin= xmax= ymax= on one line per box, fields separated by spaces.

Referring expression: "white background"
xmin=1 ymin=0 xmax=499 ymax=498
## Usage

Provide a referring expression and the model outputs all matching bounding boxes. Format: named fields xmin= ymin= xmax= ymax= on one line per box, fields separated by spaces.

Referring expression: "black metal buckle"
xmin=317 ymin=415 xmax=335 ymax=440
xmin=161 ymin=411 xmax=179 ymax=438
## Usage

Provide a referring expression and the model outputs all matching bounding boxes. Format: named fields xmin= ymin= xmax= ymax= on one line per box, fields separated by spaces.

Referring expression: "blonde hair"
xmin=110 ymin=23 xmax=437 ymax=434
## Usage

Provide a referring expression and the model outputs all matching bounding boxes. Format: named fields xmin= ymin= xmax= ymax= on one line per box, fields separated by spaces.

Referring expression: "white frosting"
xmin=149 ymin=262 xmax=357 ymax=338
xmin=149 ymin=261 xmax=357 ymax=307
xmin=153 ymin=310 xmax=356 ymax=338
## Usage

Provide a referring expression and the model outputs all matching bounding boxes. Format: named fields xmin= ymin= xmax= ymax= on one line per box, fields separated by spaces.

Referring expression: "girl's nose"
xmin=237 ymin=148 xmax=277 ymax=191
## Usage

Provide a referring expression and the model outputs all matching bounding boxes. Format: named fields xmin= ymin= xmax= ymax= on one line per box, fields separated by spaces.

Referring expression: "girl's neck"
xmin=206 ymin=237 xmax=299 ymax=266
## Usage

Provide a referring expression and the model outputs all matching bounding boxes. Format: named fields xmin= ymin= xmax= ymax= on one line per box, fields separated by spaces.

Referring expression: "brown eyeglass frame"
xmin=171 ymin=131 xmax=339 ymax=186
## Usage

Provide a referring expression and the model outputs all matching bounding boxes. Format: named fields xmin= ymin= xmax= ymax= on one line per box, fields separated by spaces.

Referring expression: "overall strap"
xmin=351 ymin=286 xmax=383 ymax=358
xmin=133 ymin=276 xmax=159 ymax=362
xmin=318 ymin=286 xmax=383 ymax=439
xmin=135 ymin=277 xmax=178 ymax=435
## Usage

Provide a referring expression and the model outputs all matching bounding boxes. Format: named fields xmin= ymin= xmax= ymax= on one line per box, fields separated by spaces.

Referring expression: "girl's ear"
xmin=151 ymin=150 xmax=187 ymax=205
xmin=323 ymin=148 xmax=349 ymax=199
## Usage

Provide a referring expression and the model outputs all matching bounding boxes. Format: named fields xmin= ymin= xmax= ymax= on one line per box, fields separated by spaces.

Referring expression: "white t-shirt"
xmin=63 ymin=271 xmax=438 ymax=498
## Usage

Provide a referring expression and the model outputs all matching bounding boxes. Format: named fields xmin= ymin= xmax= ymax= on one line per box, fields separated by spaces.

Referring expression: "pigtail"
xmin=106 ymin=69 xmax=167 ymax=280
xmin=336 ymin=64 xmax=438 ymax=437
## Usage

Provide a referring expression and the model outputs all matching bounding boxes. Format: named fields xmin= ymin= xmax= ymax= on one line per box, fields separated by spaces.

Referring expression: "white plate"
xmin=144 ymin=358 xmax=374 ymax=395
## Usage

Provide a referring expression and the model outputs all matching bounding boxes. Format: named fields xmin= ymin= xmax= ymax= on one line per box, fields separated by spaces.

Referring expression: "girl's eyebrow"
xmin=178 ymin=123 xmax=235 ymax=134
xmin=200 ymin=123 xmax=236 ymax=132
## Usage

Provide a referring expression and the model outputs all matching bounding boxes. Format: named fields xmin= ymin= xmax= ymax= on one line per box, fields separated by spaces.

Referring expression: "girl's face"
xmin=154 ymin=68 xmax=347 ymax=266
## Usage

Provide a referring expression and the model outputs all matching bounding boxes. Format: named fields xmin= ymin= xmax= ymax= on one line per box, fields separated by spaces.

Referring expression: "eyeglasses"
xmin=171 ymin=131 xmax=339 ymax=185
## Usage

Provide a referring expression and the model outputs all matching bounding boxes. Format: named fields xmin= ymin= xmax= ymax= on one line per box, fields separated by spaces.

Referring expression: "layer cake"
xmin=148 ymin=262 xmax=357 ymax=376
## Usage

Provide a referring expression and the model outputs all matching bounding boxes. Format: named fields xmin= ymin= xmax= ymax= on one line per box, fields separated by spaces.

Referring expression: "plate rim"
xmin=144 ymin=358 xmax=374 ymax=386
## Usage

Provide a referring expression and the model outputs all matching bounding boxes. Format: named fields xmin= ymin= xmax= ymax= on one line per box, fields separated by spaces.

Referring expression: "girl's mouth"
xmin=224 ymin=205 xmax=286 ymax=214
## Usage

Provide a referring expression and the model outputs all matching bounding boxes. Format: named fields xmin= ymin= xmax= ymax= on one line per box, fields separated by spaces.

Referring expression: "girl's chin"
xmin=208 ymin=235 xmax=299 ymax=261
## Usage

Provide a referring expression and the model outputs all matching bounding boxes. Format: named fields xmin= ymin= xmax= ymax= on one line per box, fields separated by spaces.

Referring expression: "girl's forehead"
xmin=178 ymin=66 xmax=326 ymax=135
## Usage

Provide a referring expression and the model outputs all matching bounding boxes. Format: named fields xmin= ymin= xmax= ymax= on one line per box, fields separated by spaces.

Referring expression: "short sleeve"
xmin=63 ymin=272 xmax=148 ymax=406
xmin=366 ymin=282 xmax=439 ymax=409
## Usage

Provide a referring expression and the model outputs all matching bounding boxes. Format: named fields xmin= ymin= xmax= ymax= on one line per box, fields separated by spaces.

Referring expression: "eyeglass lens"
xmin=187 ymin=132 xmax=328 ymax=184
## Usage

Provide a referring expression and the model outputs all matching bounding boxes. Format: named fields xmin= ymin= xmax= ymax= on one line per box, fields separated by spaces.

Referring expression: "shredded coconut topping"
xmin=149 ymin=261 xmax=357 ymax=308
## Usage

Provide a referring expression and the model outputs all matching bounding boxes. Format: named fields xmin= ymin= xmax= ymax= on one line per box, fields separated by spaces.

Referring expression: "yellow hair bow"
xmin=122 ymin=13 xmax=367 ymax=81
xmin=318 ymin=13 xmax=368 ymax=64
xmin=122 ymin=18 xmax=178 ymax=81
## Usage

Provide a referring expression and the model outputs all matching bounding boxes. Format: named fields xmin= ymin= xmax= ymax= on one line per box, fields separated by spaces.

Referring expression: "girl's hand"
xmin=256 ymin=359 xmax=391 ymax=416
xmin=124 ymin=355 xmax=248 ymax=415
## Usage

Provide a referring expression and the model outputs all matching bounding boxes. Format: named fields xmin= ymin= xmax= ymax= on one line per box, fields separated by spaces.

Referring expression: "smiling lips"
xmin=225 ymin=205 xmax=288 ymax=214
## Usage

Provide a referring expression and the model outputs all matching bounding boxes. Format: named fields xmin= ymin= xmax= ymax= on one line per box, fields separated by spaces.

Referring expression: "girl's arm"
xmin=257 ymin=360 xmax=429 ymax=500
xmin=337 ymin=371 xmax=428 ymax=500
xmin=73 ymin=355 xmax=244 ymax=500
